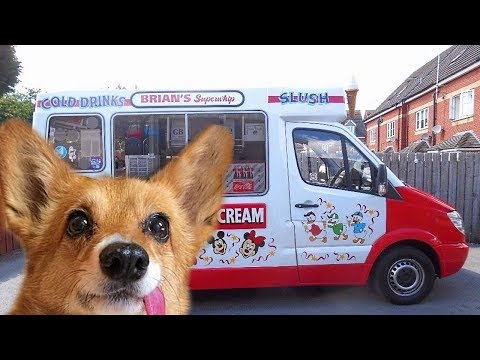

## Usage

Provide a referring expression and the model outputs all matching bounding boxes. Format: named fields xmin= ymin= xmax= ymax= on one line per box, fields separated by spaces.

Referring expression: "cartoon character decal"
xmin=327 ymin=213 xmax=348 ymax=240
xmin=68 ymin=146 xmax=77 ymax=163
xmin=303 ymin=211 xmax=325 ymax=242
xmin=55 ymin=145 xmax=68 ymax=159
xmin=350 ymin=211 xmax=367 ymax=244
xmin=239 ymin=230 xmax=266 ymax=258
xmin=90 ymin=156 xmax=103 ymax=170
xmin=208 ymin=231 xmax=228 ymax=255
xmin=194 ymin=201 xmax=382 ymax=267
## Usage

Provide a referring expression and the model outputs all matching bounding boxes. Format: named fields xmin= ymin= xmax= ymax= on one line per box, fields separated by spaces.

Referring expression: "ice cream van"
xmin=31 ymin=88 xmax=469 ymax=305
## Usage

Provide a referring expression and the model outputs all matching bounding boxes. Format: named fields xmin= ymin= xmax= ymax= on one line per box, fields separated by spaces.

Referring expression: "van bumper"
xmin=437 ymin=242 xmax=469 ymax=277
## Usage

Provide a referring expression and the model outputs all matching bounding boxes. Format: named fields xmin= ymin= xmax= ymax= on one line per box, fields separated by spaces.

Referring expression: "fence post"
xmin=472 ymin=153 xmax=480 ymax=243
xmin=463 ymin=152 xmax=475 ymax=242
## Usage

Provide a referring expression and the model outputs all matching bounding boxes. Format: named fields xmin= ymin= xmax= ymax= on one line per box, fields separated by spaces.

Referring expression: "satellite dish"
xmin=432 ymin=125 xmax=443 ymax=134
xmin=421 ymin=133 xmax=430 ymax=141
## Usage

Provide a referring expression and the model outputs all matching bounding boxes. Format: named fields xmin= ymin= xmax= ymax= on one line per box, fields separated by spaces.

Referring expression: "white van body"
xmin=31 ymin=88 xmax=468 ymax=305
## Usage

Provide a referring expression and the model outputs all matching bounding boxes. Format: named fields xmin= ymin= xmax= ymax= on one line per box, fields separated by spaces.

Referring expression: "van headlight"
xmin=447 ymin=211 xmax=465 ymax=234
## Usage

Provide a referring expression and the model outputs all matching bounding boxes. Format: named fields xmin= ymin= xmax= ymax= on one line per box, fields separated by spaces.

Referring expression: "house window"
xmin=386 ymin=121 xmax=395 ymax=139
xmin=415 ymin=108 xmax=428 ymax=131
xmin=450 ymin=89 xmax=474 ymax=120
xmin=369 ymin=127 xmax=377 ymax=144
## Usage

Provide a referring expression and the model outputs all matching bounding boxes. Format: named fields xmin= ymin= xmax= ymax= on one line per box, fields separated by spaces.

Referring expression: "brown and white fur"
xmin=0 ymin=119 xmax=233 ymax=315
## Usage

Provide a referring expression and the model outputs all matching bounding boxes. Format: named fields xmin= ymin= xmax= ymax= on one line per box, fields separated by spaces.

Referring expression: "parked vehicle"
xmin=31 ymin=88 xmax=469 ymax=304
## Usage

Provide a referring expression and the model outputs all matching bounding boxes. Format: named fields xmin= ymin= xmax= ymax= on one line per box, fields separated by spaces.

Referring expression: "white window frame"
xmin=369 ymin=127 xmax=377 ymax=144
xmin=386 ymin=121 xmax=395 ymax=139
xmin=415 ymin=108 xmax=429 ymax=131
xmin=450 ymin=89 xmax=474 ymax=121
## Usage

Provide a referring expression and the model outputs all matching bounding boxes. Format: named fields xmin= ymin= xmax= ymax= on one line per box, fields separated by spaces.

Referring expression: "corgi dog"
xmin=0 ymin=119 xmax=233 ymax=315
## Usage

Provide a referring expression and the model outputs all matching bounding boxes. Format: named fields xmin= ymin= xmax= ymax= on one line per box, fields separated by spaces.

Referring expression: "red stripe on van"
xmin=190 ymin=264 xmax=370 ymax=290
xmin=328 ymin=96 xmax=345 ymax=103
xmin=190 ymin=266 xmax=299 ymax=289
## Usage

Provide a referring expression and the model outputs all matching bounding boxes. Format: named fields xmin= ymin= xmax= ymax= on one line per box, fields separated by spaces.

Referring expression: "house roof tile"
xmin=429 ymin=130 xmax=480 ymax=151
xmin=365 ymin=45 xmax=480 ymax=121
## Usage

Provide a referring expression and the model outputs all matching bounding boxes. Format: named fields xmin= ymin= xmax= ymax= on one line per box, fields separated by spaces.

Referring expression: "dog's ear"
xmin=150 ymin=124 xmax=233 ymax=247
xmin=0 ymin=119 xmax=74 ymax=240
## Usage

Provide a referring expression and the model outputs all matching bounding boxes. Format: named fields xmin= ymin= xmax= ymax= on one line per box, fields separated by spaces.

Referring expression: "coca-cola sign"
xmin=225 ymin=162 xmax=266 ymax=194
xmin=233 ymin=180 xmax=254 ymax=193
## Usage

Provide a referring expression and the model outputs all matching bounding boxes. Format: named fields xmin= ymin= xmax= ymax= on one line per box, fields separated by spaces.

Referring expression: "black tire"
xmin=371 ymin=246 xmax=436 ymax=305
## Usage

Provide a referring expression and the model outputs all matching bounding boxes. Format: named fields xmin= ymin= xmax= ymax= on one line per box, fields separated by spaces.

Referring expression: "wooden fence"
xmin=376 ymin=152 xmax=480 ymax=243
xmin=0 ymin=208 xmax=21 ymax=255
xmin=1 ymin=151 xmax=479 ymax=256
xmin=0 ymin=230 xmax=20 ymax=255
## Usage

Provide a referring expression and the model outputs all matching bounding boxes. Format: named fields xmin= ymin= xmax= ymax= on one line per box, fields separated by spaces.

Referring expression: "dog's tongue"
xmin=143 ymin=288 xmax=165 ymax=315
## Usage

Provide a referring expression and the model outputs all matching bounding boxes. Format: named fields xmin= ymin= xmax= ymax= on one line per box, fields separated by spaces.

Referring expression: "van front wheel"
xmin=371 ymin=246 xmax=436 ymax=305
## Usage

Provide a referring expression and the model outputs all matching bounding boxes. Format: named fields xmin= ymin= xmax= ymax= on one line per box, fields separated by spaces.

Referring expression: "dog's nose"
xmin=100 ymin=243 xmax=149 ymax=281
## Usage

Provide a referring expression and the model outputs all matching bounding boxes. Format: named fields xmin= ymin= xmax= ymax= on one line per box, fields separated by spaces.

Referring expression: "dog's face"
xmin=0 ymin=119 xmax=233 ymax=315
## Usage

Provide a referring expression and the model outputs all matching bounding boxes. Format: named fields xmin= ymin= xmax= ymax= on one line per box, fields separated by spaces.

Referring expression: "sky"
xmin=14 ymin=45 xmax=451 ymax=112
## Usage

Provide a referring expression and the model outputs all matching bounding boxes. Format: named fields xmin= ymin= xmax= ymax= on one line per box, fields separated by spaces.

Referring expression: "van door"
xmin=285 ymin=122 xmax=387 ymax=284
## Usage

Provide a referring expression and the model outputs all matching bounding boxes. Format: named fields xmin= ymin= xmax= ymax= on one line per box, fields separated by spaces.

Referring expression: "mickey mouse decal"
xmin=239 ymin=230 xmax=265 ymax=258
xmin=208 ymin=231 xmax=228 ymax=255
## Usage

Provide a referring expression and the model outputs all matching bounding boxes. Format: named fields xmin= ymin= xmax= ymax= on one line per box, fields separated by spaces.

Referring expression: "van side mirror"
xmin=377 ymin=163 xmax=388 ymax=196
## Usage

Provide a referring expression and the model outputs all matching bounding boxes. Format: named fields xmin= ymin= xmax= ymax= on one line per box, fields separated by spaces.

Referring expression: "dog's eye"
xmin=146 ymin=213 xmax=169 ymax=243
xmin=66 ymin=210 xmax=91 ymax=237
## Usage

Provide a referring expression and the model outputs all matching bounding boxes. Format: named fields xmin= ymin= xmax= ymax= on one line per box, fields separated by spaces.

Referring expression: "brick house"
xmin=342 ymin=110 xmax=366 ymax=144
xmin=364 ymin=45 xmax=480 ymax=152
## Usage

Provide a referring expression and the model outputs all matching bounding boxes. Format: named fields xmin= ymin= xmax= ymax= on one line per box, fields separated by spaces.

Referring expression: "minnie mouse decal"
xmin=239 ymin=230 xmax=265 ymax=258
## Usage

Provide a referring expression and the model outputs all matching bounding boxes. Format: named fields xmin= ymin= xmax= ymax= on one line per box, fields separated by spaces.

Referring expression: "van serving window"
xmin=112 ymin=112 xmax=267 ymax=195
xmin=293 ymin=128 xmax=376 ymax=193
xmin=48 ymin=115 xmax=104 ymax=172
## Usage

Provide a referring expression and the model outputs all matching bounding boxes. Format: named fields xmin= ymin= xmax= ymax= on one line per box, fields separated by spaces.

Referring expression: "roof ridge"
xmin=453 ymin=129 xmax=475 ymax=136
xmin=400 ymin=46 xmax=458 ymax=100
xmin=366 ymin=45 xmax=480 ymax=121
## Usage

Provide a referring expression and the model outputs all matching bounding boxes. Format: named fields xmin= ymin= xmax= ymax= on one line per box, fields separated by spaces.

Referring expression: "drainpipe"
xmin=432 ymin=52 xmax=441 ymax=146
xmin=405 ymin=102 xmax=409 ymax=147
xmin=377 ymin=117 xmax=383 ymax=152
xmin=397 ymin=105 xmax=401 ymax=151
xmin=432 ymin=92 xmax=437 ymax=146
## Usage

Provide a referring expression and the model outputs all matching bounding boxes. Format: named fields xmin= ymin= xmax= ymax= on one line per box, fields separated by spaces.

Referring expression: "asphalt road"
xmin=1 ymin=245 xmax=480 ymax=315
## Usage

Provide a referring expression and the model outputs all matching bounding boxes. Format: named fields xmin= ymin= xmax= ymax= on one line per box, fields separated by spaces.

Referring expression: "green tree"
xmin=0 ymin=87 xmax=40 ymax=123
xmin=0 ymin=45 xmax=22 ymax=96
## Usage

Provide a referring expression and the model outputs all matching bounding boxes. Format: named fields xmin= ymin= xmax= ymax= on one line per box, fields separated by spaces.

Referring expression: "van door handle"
xmin=295 ymin=203 xmax=319 ymax=208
